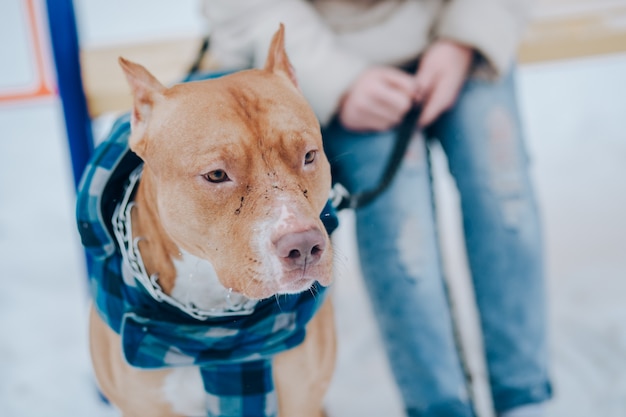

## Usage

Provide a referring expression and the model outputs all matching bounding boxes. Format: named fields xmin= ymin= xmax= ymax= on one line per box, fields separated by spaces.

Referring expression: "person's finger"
xmin=339 ymin=105 xmax=393 ymax=131
xmin=359 ymin=97 xmax=405 ymax=129
xmin=348 ymin=75 xmax=412 ymax=126
xmin=338 ymin=66 xmax=418 ymax=131
xmin=371 ymin=84 xmax=413 ymax=117
xmin=339 ymin=90 xmax=398 ymax=131
xmin=414 ymin=65 xmax=437 ymax=104
xmin=381 ymin=68 xmax=418 ymax=96
xmin=418 ymin=77 xmax=457 ymax=127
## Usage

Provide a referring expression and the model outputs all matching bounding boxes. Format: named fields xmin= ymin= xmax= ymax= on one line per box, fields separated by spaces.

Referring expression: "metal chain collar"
xmin=111 ymin=167 xmax=258 ymax=320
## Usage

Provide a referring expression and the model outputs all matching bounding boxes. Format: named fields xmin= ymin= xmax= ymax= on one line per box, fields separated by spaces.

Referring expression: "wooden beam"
xmin=519 ymin=6 xmax=626 ymax=63
xmin=80 ymin=37 xmax=217 ymax=116
xmin=81 ymin=5 xmax=626 ymax=117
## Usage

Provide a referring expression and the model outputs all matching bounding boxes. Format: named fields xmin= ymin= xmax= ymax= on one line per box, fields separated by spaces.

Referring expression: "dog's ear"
xmin=118 ymin=57 xmax=166 ymax=156
xmin=264 ymin=23 xmax=299 ymax=89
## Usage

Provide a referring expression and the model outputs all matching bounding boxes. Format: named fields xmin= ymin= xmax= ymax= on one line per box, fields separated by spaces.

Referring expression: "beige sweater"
xmin=202 ymin=0 xmax=530 ymax=125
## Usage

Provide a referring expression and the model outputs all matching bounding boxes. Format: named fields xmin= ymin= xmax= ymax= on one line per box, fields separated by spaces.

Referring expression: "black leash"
xmin=331 ymin=106 xmax=421 ymax=211
xmin=184 ymin=36 xmax=211 ymax=82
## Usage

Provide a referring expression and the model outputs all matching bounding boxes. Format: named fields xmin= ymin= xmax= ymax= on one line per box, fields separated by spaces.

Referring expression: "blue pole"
xmin=44 ymin=0 xmax=106 ymax=403
xmin=45 ymin=0 xmax=94 ymax=190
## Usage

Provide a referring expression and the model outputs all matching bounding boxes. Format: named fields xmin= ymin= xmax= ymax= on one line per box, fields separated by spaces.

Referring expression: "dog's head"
xmin=119 ymin=25 xmax=333 ymax=300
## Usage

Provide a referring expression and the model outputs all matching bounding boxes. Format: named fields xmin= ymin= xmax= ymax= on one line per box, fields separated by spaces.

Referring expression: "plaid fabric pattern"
xmin=76 ymin=111 xmax=338 ymax=417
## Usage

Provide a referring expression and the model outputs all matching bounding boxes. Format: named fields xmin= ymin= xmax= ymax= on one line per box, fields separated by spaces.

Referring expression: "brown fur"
xmin=90 ymin=25 xmax=336 ymax=416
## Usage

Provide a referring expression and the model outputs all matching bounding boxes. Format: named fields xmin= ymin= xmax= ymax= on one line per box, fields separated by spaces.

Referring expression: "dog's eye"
xmin=204 ymin=170 xmax=230 ymax=183
xmin=304 ymin=150 xmax=316 ymax=165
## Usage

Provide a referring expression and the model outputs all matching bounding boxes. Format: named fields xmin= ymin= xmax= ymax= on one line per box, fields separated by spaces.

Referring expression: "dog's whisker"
xmin=242 ymin=272 xmax=262 ymax=298
xmin=274 ymin=293 xmax=283 ymax=311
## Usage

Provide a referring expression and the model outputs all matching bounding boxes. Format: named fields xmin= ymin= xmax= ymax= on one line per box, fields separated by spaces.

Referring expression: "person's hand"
xmin=414 ymin=39 xmax=473 ymax=127
xmin=338 ymin=66 xmax=416 ymax=132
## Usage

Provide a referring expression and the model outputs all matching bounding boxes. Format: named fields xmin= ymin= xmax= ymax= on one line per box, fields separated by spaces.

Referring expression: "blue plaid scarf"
xmin=76 ymin=113 xmax=338 ymax=417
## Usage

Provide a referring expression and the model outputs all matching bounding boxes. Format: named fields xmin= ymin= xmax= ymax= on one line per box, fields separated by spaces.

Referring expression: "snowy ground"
xmin=1 ymin=2 xmax=626 ymax=415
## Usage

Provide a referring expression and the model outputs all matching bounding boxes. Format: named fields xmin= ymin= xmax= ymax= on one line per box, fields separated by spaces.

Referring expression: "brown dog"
xmin=86 ymin=25 xmax=336 ymax=417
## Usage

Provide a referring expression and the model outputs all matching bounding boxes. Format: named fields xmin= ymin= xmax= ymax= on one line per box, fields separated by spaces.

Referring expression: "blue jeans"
xmin=322 ymin=70 xmax=552 ymax=417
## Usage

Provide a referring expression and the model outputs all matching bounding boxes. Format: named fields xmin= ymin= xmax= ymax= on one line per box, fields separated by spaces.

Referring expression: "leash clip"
xmin=330 ymin=182 xmax=354 ymax=211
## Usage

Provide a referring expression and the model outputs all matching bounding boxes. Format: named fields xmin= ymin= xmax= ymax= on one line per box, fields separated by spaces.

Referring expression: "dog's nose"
xmin=275 ymin=229 xmax=326 ymax=268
